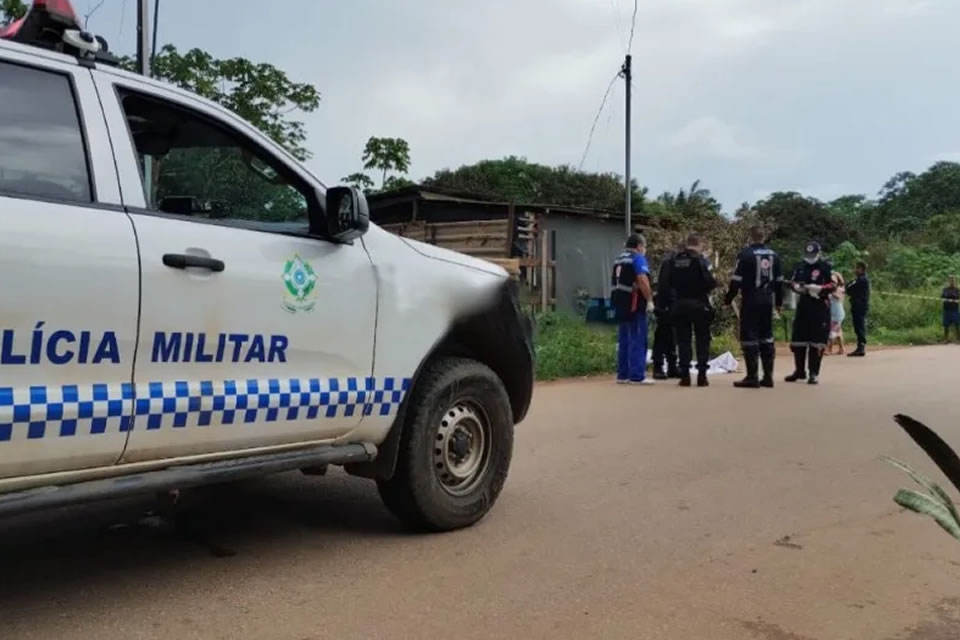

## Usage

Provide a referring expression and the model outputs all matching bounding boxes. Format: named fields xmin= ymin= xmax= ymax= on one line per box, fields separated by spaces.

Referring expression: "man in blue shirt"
xmin=611 ymin=234 xmax=654 ymax=384
xmin=942 ymin=276 xmax=960 ymax=343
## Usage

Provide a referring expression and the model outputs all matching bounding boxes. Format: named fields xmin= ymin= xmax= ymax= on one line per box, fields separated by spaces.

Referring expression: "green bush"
xmin=535 ymin=313 xmax=617 ymax=381
xmin=865 ymin=291 xmax=941 ymax=331
xmin=882 ymin=246 xmax=960 ymax=289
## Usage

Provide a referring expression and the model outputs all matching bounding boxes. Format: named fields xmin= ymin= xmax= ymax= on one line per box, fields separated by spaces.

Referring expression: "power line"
xmin=118 ymin=0 xmax=128 ymax=41
xmin=627 ymin=0 xmax=638 ymax=53
xmin=609 ymin=0 xmax=626 ymax=51
xmin=578 ymin=72 xmax=620 ymax=171
xmin=83 ymin=0 xmax=105 ymax=29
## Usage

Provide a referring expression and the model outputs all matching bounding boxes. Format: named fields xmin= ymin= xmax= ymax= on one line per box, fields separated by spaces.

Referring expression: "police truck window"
xmin=0 ymin=62 xmax=91 ymax=203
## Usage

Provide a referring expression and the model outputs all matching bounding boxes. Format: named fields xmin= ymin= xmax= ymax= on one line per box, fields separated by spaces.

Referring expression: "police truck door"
xmin=0 ymin=52 xmax=137 ymax=480
xmin=96 ymin=73 xmax=377 ymax=463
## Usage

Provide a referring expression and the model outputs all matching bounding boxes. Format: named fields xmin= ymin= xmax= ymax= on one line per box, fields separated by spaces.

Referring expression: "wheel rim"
xmin=433 ymin=401 xmax=490 ymax=496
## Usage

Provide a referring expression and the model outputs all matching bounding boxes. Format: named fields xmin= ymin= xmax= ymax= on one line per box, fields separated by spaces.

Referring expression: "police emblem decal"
xmin=760 ymin=258 xmax=771 ymax=270
xmin=812 ymin=269 xmax=820 ymax=279
xmin=282 ymin=254 xmax=318 ymax=313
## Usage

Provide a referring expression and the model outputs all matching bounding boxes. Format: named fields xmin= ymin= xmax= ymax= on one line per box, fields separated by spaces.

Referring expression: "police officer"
xmin=724 ymin=225 xmax=783 ymax=388
xmin=846 ymin=260 xmax=870 ymax=357
xmin=652 ymin=244 xmax=682 ymax=380
xmin=786 ymin=241 xmax=835 ymax=385
xmin=658 ymin=233 xmax=717 ymax=387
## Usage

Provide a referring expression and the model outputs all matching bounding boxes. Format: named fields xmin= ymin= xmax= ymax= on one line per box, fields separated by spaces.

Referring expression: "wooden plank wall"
xmin=381 ymin=215 xmax=552 ymax=311
xmin=380 ymin=220 xmax=510 ymax=257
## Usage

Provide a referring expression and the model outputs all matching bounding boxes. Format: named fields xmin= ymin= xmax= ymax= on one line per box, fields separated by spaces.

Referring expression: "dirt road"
xmin=2 ymin=347 xmax=960 ymax=639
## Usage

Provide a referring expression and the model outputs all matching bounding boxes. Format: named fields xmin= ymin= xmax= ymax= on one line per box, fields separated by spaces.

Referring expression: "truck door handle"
xmin=162 ymin=253 xmax=225 ymax=272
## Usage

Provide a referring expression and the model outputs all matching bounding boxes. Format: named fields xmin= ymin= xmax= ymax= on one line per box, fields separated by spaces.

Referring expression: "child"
xmin=827 ymin=272 xmax=846 ymax=355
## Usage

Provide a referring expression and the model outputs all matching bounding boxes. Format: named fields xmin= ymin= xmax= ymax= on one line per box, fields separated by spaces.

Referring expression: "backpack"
xmin=610 ymin=251 xmax=639 ymax=321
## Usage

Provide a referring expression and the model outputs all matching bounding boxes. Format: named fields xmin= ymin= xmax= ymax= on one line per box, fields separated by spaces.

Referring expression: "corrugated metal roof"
xmin=366 ymin=185 xmax=655 ymax=223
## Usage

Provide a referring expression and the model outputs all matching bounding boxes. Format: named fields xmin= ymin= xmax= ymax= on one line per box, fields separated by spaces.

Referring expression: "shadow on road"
xmin=0 ymin=470 xmax=405 ymax=610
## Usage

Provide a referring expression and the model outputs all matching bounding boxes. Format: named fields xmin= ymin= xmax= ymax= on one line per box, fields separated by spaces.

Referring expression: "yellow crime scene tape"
xmin=872 ymin=291 xmax=955 ymax=303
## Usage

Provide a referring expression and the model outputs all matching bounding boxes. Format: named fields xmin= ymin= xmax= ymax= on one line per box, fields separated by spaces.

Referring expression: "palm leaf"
xmin=893 ymin=488 xmax=960 ymax=540
xmin=881 ymin=455 xmax=960 ymax=522
xmin=893 ymin=414 xmax=960 ymax=494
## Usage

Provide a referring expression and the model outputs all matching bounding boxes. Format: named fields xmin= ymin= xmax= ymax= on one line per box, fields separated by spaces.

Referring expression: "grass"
xmin=535 ymin=314 xmax=617 ymax=381
xmin=872 ymin=325 xmax=943 ymax=346
xmin=534 ymin=294 xmax=952 ymax=381
xmin=535 ymin=313 xmax=745 ymax=381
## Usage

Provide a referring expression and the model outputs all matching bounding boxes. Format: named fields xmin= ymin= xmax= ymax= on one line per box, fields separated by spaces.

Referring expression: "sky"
xmin=78 ymin=0 xmax=960 ymax=211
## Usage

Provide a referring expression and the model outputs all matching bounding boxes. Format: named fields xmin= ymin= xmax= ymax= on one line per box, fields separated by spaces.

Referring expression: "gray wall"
xmin=540 ymin=215 xmax=629 ymax=314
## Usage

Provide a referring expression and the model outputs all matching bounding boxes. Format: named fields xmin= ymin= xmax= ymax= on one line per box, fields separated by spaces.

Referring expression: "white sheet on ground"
xmin=647 ymin=351 xmax=739 ymax=376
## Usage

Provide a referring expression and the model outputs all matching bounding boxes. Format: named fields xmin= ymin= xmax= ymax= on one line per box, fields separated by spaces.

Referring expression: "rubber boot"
xmin=785 ymin=348 xmax=807 ymax=382
xmin=697 ymin=370 xmax=709 ymax=387
xmin=807 ymin=348 xmax=822 ymax=385
xmin=760 ymin=345 xmax=775 ymax=388
xmin=734 ymin=348 xmax=760 ymax=388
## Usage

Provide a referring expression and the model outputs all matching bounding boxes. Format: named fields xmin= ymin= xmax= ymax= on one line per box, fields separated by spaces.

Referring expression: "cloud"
xmin=666 ymin=116 xmax=770 ymax=162
xmin=930 ymin=152 xmax=960 ymax=164
xmin=880 ymin=0 xmax=936 ymax=16
xmin=80 ymin=0 xmax=960 ymax=211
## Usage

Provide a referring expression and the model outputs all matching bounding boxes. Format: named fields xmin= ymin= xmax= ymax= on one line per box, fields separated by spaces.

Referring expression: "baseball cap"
xmin=804 ymin=241 xmax=821 ymax=259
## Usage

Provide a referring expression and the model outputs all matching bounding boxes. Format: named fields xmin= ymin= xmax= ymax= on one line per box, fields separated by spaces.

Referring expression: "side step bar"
xmin=0 ymin=442 xmax=376 ymax=518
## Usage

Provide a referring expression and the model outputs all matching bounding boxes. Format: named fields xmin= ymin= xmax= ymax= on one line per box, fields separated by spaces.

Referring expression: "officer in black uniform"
xmin=846 ymin=260 xmax=870 ymax=357
xmin=652 ymin=246 xmax=681 ymax=380
xmin=786 ymin=241 xmax=835 ymax=385
xmin=658 ymin=233 xmax=717 ymax=387
xmin=724 ymin=226 xmax=783 ymax=388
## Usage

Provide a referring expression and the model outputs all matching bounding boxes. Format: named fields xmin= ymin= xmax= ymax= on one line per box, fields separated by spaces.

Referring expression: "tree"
xmin=0 ymin=0 xmax=26 ymax=26
xmin=827 ymin=194 xmax=872 ymax=222
xmin=926 ymin=211 xmax=960 ymax=254
xmin=658 ymin=179 xmax=722 ymax=219
xmin=362 ymin=137 xmax=411 ymax=188
xmin=423 ymin=156 xmax=648 ymax=213
xmin=136 ymin=45 xmax=320 ymax=161
xmin=2 ymin=3 xmax=319 ymax=161
xmin=384 ymin=175 xmax=415 ymax=191
xmin=751 ymin=191 xmax=859 ymax=266
xmin=341 ymin=172 xmax=375 ymax=192
xmin=875 ymin=162 xmax=960 ymax=236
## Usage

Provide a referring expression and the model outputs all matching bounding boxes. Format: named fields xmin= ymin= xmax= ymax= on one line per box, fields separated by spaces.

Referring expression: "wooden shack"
xmin=367 ymin=186 xmax=663 ymax=313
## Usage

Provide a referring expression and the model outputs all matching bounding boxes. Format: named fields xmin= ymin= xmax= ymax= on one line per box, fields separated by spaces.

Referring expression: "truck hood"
xmin=399 ymin=237 xmax=508 ymax=278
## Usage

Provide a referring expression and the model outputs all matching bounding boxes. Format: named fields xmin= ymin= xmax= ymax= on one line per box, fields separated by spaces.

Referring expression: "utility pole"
xmin=621 ymin=54 xmax=632 ymax=236
xmin=136 ymin=0 xmax=150 ymax=76
xmin=151 ymin=0 xmax=160 ymax=66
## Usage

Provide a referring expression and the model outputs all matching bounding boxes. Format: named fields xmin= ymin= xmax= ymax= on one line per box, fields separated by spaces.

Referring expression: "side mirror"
xmin=325 ymin=186 xmax=370 ymax=242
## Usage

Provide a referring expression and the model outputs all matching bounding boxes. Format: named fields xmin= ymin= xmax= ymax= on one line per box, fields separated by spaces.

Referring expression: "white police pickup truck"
xmin=0 ymin=1 xmax=533 ymax=531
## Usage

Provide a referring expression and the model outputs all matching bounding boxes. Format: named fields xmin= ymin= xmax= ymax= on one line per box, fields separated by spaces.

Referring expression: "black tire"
xmin=377 ymin=357 xmax=514 ymax=532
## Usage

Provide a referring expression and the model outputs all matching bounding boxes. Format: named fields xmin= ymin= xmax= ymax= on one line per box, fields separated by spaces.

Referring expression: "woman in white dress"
xmin=827 ymin=272 xmax=846 ymax=355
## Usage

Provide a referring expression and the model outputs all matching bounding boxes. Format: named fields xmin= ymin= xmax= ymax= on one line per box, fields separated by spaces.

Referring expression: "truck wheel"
xmin=377 ymin=357 xmax=514 ymax=531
